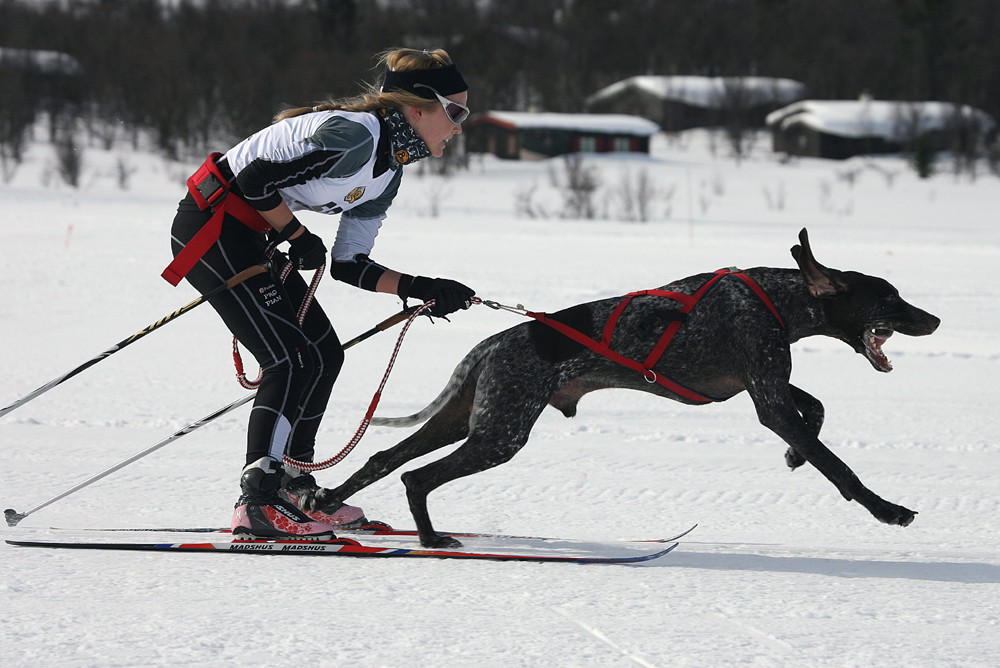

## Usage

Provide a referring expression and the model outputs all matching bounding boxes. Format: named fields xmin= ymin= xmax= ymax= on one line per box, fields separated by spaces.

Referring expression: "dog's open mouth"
xmin=863 ymin=327 xmax=894 ymax=372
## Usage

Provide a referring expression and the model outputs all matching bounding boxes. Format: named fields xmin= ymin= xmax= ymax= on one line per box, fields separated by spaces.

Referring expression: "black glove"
xmin=402 ymin=275 xmax=476 ymax=317
xmin=287 ymin=228 xmax=327 ymax=270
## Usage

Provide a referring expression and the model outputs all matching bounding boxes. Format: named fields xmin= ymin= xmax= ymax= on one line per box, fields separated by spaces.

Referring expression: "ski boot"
xmin=231 ymin=457 xmax=336 ymax=538
xmin=279 ymin=468 xmax=368 ymax=528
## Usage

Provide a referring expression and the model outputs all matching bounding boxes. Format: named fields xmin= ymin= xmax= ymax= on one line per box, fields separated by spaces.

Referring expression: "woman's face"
xmin=406 ymin=90 xmax=468 ymax=157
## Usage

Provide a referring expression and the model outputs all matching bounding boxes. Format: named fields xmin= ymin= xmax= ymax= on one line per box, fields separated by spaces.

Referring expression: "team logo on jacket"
xmin=395 ymin=149 xmax=411 ymax=164
xmin=345 ymin=186 xmax=366 ymax=204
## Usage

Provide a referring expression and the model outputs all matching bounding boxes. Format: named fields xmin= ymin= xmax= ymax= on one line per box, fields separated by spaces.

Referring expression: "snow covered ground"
xmin=2 ymin=127 xmax=998 ymax=667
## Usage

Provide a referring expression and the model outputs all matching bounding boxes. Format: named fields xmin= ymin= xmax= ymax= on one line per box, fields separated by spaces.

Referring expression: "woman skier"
xmin=165 ymin=48 xmax=475 ymax=537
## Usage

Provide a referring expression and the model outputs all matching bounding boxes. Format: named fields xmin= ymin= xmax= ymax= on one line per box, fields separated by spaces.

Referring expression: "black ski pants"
xmin=170 ymin=193 xmax=344 ymax=468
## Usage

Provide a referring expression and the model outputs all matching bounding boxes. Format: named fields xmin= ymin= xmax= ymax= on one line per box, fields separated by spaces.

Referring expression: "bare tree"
xmin=551 ymin=154 xmax=600 ymax=219
xmin=53 ymin=117 xmax=83 ymax=188
xmin=716 ymin=78 xmax=758 ymax=164
xmin=616 ymin=167 xmax=661 ymax=222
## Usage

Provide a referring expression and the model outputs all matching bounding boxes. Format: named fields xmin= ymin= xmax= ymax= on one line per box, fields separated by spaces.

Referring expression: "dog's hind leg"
xmin=309 ymin=381 xmax=476 ymax=513
xmin=401 ymin=429 xmax=535 ymax=548
xmin=784 ymin=385 xmax=825 ymax=470
xmin=401 ymin=385 xmax=549 ymax=548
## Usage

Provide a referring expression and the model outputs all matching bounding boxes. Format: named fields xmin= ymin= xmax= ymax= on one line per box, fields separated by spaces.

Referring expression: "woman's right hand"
xmin=287 ymin=229 xmax=328 ymax=270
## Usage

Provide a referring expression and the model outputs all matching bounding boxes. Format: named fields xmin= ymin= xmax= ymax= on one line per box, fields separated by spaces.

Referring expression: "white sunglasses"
xmin=413 ymin=84 xmax=470 ymax=124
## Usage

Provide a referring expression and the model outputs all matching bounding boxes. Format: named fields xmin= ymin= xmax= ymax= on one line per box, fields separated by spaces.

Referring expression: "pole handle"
xmin=342 ymin=305 xmax=421 ymax=350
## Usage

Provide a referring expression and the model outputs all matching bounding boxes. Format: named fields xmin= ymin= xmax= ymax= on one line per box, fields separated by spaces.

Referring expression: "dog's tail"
xmin=371 ymin=339 xmax=492 ymax=428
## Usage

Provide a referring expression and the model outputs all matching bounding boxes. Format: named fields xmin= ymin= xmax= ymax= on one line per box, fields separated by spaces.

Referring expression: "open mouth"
xmin=862 ymin=327 xmax=895 ymax=372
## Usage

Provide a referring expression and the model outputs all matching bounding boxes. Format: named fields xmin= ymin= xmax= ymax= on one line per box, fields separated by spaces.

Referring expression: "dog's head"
xmin=791 ymin=228 xmax=940 ymax=372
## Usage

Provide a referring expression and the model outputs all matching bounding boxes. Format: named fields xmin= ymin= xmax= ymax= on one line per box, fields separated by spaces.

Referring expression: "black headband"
xmin=381 ymin=63 xmax=468 ymax=99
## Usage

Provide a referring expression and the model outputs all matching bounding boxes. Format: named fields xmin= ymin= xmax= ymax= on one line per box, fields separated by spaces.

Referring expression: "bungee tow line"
xmin=289 ymin=299 xmax=535 ymax=473
xmin=282 ymin=298 xmax=435 ymax=473
xmin=232 ymin=259 xmax=326 ymax=390
xmin=257 ymin=265 xmax=502 ymax=473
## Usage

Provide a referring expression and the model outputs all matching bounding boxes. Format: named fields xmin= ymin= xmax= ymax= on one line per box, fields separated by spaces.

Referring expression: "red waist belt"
xmin=162 ymin=152 xmax=271 ymax=286
xmin=527 ymin=269 xmax=785 ymax=404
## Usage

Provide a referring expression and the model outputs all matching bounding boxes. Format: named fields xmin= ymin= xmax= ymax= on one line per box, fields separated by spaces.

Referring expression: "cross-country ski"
xmin=5 ymin=531 xmax=680 ymax=564
xmin=30 ymin=522 xmax=699 ymax=545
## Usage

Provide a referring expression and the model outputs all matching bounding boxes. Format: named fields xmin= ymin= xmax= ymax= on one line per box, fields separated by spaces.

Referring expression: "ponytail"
xmin=272 ymin=47 xmax=459 ymax=123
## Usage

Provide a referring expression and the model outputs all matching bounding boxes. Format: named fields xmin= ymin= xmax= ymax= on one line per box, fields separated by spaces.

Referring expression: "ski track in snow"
xmin=2 ymin=128 xmax=999 ymax=667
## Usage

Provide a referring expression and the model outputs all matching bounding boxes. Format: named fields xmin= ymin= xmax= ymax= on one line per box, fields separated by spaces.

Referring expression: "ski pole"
xmin=0 ymin=263 xmax=269 ymax=419
xmin=340 ymin=304 xmax=421 ymax=350
xmin=4 ymin=305 xmax=420 ymax=527
xmin=4 ymin=393 xmax=257 ymax=527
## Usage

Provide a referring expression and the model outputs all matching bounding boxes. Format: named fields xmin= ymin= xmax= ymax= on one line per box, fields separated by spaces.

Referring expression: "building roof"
xmin=766 ymin=99 xmax=996 ymax=141
xmin=587 ymin=75 xmax=806 ymax=109
xmin=0 ymin=47 xmax=81 ymax=75
xmin=473 ymin=111 xmax=660 ymax=135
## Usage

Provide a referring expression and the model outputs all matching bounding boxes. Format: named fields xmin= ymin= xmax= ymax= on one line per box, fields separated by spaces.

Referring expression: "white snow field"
xmin=2 ymin=127 xmax=998 ymax=667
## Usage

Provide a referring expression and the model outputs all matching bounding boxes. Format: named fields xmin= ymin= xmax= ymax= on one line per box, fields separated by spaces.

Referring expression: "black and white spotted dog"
xmin=311 ymin=229 xmax=940 ymax=547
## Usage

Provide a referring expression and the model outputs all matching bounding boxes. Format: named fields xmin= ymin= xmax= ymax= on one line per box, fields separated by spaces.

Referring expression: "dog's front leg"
xmin=749 ymin=381 xmax=916 ymax=526
xmin=784 ymin=385 xmax=825 ymax=470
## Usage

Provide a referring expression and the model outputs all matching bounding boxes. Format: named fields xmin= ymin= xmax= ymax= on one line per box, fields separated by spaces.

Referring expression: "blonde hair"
xmin=274 ymin=48 xmax=455 ymax=122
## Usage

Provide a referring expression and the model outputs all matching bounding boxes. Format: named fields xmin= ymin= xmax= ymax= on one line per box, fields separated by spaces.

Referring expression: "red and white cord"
xmin=233 ymin=261 xmax=324 ymax=389
xmin=283 ymin=300 xmax=435 ymax=472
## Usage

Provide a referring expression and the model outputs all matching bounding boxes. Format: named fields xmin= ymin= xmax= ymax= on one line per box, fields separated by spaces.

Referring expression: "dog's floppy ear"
xmin=791 ymin=228 xmax=847 ymax=299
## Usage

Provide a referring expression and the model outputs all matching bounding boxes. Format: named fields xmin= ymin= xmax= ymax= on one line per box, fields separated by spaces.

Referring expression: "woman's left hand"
xmin=406 ymin=276 xmax=475 ymax=317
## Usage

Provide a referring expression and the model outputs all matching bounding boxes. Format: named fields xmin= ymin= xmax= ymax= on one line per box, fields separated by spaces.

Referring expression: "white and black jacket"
xmin=224 ymin=109 xmax=403 ymax=265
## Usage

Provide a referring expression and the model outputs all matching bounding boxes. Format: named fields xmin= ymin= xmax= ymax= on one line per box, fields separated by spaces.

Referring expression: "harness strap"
xmin=730 ymin=272 xmax=785 ymax=328
xmin=640 ymin=271 xmax=731 ymax=369
xmin=162 ymin=152 xmax=272 ymax=286
xmin=527 ymin=269 xmax=784 ymax=404
xmin=527 ymin=308 xmax=712 ymax=403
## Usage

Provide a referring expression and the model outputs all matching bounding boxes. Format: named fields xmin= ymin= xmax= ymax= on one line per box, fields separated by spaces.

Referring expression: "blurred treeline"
xmin=1 ymin=0 xmax=998 ymax=160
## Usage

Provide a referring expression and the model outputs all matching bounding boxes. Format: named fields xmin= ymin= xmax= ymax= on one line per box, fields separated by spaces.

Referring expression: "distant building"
xmin=585 ymin=75 xmax=807 ymax=131
xmin=0 ymin=47 xmax=83 ymax=110
xmin=0 ymin=47 xmax=81 ymax=76
xmin=766 ymin=99 xmax=997 ymax=160
xmin=465 ymin=111 xmax=660 ymax=160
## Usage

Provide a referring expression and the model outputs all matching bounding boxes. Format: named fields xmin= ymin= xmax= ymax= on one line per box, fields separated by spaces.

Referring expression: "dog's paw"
xmin=784 ymin=447 xmax=807 ymax=470
xmin=879 ymin=504 xmax=917 ymax=527
xmin=421 ymin=533 xmax=463 ymax=549
xmin=307 ymin=488 xmax=344 ymax=513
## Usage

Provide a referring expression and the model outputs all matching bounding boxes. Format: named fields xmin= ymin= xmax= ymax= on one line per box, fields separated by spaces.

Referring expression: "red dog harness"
xmin=526 ymin=269 xmax=785 ymax=404
xmin=162 ymin=152 xmax=272 ymax=286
